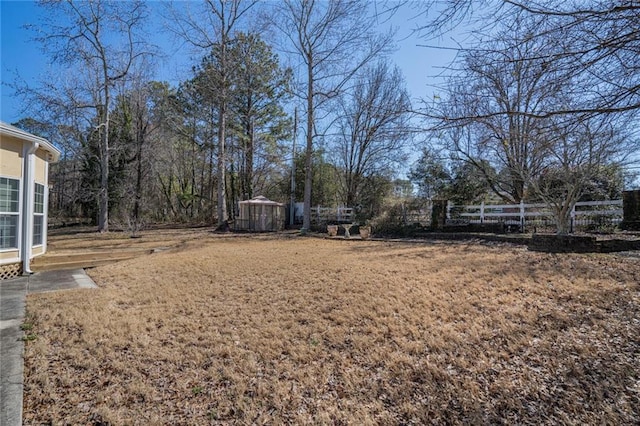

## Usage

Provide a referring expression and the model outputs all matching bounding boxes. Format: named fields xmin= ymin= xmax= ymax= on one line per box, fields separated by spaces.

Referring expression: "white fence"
xmin=300 ymin=199 xmax=623 ymax=231
xmin=448 ymin=199 xmax=623 ymax=231
xmin=310 ymin=206 xmax=354 ymax=224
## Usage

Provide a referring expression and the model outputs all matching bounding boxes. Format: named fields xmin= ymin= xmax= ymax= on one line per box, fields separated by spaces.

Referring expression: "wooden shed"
xmin=1 ymin=121 xmax=60 ymax=279
xmin=235 ymin=196 xmax=286 ymax=232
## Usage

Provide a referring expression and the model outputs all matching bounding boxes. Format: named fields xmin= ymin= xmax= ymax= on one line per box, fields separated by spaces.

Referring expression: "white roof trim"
xmin=239 ymin=195 xmax=285 ymax=206
xmin=0 ymin=121 xmax=61 ymax=163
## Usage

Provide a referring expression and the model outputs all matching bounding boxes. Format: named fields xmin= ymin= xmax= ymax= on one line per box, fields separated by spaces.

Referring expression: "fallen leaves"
xmin=22 ymin=231 xmax=640 ymax=424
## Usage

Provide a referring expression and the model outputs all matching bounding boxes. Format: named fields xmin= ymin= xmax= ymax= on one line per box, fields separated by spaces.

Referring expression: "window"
xmin=0 ymin=177 xmax=20 ymax=249
xmin=34 ymin=183 xmax=44 ymax=214
xmin=33 ymin=183 xmax=45 ymax=246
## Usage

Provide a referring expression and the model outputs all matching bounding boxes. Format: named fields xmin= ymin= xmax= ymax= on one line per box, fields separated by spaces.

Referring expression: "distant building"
xmin=1 ymin=121 xmax=60 ymax=280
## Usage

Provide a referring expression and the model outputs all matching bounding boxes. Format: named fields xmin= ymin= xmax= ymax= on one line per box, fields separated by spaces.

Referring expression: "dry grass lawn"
xmin=22 ymin=230 xmax=640 ymax=425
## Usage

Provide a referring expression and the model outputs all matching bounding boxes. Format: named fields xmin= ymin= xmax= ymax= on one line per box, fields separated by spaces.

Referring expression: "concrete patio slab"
xmin=0 ymin=269 xmax=97 ymax=426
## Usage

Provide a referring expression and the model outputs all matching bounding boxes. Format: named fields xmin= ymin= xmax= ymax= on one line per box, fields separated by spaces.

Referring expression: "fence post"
xmin=570 ymin=204 xmax=576 ymax=234
xmin=402 ymin=203 xmax=407 ymax=225
xmin=446 ymin=201 xmax=451 ymax=221
xmin=431 ymin=200 xmax=448 ymax=230
xmin=520 ymin=200 xmax=525 ymax=232
xmin=622 ymin=190 xmax=640 ymax=230
xmin=480 ymin=201 xmax=485 ymax=224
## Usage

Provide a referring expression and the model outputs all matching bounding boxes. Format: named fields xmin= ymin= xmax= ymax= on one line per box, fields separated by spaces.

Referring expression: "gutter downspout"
xmin=21 ymin=142 xmax=39 ymax=275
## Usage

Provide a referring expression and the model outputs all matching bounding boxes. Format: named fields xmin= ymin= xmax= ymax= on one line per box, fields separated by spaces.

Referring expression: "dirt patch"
xmin=22 ymin=231 xmax=640 ymax=424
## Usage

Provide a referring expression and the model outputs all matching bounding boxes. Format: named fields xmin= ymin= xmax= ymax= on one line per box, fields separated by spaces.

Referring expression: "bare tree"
xmin=505 ymin=1 xmax=640 ymax=116
xmin=527 ymin=117 xmax=635 ymax=234
xmin=418 ymin=0 xmax=640 ymax=117
xmin=334 ymin=61 xmax=412 ymax=207
xmin=168 ymin=0 xmax=258 ymax=229
xmin=28 ymin=0 xmax=151 ymax=232
xmin=109 ymin=77 xmax=165 ymax=234
xmin=426 ymin=9 xmax=637 ymax=233
xmin=436 ymin=19 xmax=567 ymax=203
xmin=272 ymin=0 xmax=393 ymax=231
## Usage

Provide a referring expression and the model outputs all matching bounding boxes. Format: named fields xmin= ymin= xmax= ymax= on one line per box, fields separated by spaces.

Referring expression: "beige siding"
xmin=32 ymin=246 xmax=44 ymax=256
xmin=0 ymin=249 xmax=20 ymax=262
xmin=0 ymin=136 xmax=22 ymax=267
xmin=35 ymin=149 xmax=47 ymax=183
xmin=0 ymin=136 xmax=23 ymax=178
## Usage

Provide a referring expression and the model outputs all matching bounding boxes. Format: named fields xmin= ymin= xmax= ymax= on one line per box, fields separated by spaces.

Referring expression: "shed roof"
xmin=0 ymin=121 xmax=61 ymax=163
xmin=238 ymin=195 xmax=285 ymax=206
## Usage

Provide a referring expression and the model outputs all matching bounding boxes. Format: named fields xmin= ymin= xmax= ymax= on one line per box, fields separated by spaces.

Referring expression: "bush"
xmin=369 ymin=201 xmax=428 ymax=236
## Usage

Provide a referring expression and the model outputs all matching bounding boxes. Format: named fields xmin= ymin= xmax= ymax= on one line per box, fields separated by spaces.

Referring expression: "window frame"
xmin=0 ymin=176 xmax=21 ymax=251
xmin=33 ymin=182 xmax=45 ymax=247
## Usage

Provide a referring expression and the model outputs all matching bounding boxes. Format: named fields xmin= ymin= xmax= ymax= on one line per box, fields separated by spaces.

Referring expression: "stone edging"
xmin=364 ymin=232 xmax=640 ymax=254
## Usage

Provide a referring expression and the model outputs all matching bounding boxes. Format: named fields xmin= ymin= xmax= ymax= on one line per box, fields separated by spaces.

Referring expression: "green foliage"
xmin=21 ymin=333 xmax=37 ymax=342
xmin=356 ymin=174 xmax=394 ymax=221
xmin=286 ymin=150 xmax=340 ymax=208
xmin=226 ymin=32 xmax=292 ymax=202
xmin=77 ymin=110 xmax=133 ymax=223
xmin=411 ymin=149 xmax=491 ymax=205
xmin=190 ymin=32 xmax=293 ymax=215
xmin=410 ymin=148 xmax=451 ymax=199
xmin=580 ymin=164 xmax=625 ymax=201
xmin=446 ymin=162 xmax=492 ymax=205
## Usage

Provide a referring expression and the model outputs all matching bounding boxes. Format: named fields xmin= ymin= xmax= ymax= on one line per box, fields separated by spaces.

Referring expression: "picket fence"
xmin=448 ymin=199 xmax=623 ymax=231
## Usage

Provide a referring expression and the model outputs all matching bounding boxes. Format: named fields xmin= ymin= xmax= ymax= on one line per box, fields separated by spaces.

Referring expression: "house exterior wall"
xmin=35 ymin=150 xmax=47 ymax=183
xmin=0 ymin=138 xmax=24 ymax=271
xmin=0 ymin=250 xmax=20 ymax=262
xmin=0 ymin=137 xmax=24 ymax=178
xmin=0 ymin=122 xmax=60 ymax=279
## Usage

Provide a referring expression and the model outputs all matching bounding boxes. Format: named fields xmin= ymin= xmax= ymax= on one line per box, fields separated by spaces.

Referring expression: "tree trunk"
xmin=98 ymin=106 xmax=109 ymax=233
xmin=555 ymin=204 xmax=573 ymax=235
xmin=207 ymin=115 xmax=215 ymax=216
xmin=58 ymin=153 xmax=66 ymax=211
xmin=345 ymin=171 xmax=359 ymax=207
xmin=216 ymin=30 xmax=228 ymax=229
xmin=217 ymin=102 xmax=227 ymax=227
xmin=246 ymin=118 xmax=254 ymax=199
xmin=302 ymin=60 xmax=313 ymax=231
xmin=133 ymin=122 xmax=143 ymax=226
xmin=230 ymin=160 xmax=237 ymax=219
xmin=191 ymin=131 xmax=197 ymax=219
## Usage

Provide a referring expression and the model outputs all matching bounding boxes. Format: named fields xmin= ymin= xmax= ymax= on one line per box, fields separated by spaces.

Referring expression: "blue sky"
xmin=0 ymin=1 xmax=455 ymax=124
xmin=1 ymin=0 xmax=44 ymax=122
xmin=2 ymin=1 xmax=635 ymax=184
